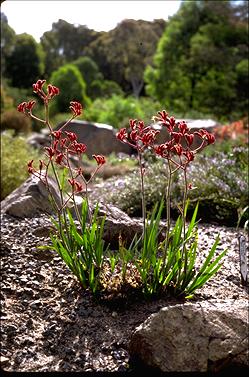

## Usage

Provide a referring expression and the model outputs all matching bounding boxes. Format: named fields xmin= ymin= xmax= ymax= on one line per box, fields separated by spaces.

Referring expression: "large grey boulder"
xmin=97 ymin=202 xmax=143 ymax=249
xmin=1 ymin=176 xmax=143 ymax=249
xmin=153 ymin=119 xmax=220 ymax=149
xmin=129 ymin=299 xmax=249 ymax=372
xmin=27 ymin=120 xmax=133 ymax=157
xmin=55 ymin=120 xmax=133 ymax=157
xmin=1 ymin=175 xmax=62 ymax=218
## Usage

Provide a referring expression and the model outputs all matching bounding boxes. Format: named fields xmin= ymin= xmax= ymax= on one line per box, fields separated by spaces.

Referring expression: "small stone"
xmin=0 ymin=356 xmax=9 ymax=365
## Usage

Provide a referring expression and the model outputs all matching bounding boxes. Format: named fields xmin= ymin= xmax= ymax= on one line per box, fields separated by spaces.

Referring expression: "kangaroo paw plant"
xmin=18 ymin=81 xmax=227 ymax=298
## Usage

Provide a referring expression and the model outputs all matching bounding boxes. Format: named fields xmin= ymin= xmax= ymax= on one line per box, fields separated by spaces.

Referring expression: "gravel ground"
xmin=1 ymin=212 xmax=248 ymax=372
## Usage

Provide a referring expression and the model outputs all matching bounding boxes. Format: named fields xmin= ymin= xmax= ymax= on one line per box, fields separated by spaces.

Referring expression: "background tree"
xmin=40 ymin=19 xmax=98 ymax=77
xmin=72 ymin=56 xmax=103 ymax=98
xmin=49 ymin=63 xmax=90 ymax=115
xmin=5 ymin=33 xmax=45 ymax=88
xmin=1 ymin=12 xmax=16 ymax=78
xmin=145 ymin=0 xmax=249 ymax=118
xmin=86 ymin=19 xmax=166 ymax=96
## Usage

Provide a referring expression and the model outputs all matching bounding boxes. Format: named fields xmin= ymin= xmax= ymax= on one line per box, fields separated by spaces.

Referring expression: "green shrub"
xmin=1 ymin=109 xmax=32 ymax=134
xmin=92 ymin=147 xmax=248 ymax=226
xmin=49 ymin=64 xmax=90 ymax=115
xmin=1 ymin=84 xmax=14 ymax=113
xmin=1 ymin=131 xmax=41 ymax=200
xmin=85 ymin=95 xmax=161 ymax=128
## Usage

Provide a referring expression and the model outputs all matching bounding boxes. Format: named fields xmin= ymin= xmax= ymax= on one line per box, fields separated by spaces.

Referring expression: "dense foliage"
xmin=1 ymin=131 xmax=40 ymax=200
xmin=1 ymin=1 xmax=248 ymax=121
xmin=91 ymin=144 xmax=248 ymax=227
xmin=5 ymin=33 xmax=45 ymax=88
xmin=145 ymin=0 xmax=248 ymax=119
xmin=49 ymin=64 xmax=90 ymax=114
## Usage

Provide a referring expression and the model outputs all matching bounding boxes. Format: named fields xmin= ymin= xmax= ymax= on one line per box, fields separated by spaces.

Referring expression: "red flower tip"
xmin=137 ymin=120 xmax=145 ymax=131
xmin=154 ymin=144 xmax=167 ymax=156
xmin=129 ymin=119 xmax=137 ymax=130
xmin=44 ymin=147 xmax=55 ymax=159
xmin=69 ymin=101 xmax=82 ymax=116
xmin=26 ymin=100 xmax=36 ymax=111
xmin=184 ymin=150 xmax=195 ymax=162
xmin=195 ymin=129 xmax=215 ymax=144
xmin=52 ymin=131 xmax=62 ymax=140
xmin=185 ymin=133 xmax=194 ymax=146
xmin=47 ymin=84 xmax=60 ymax=98
xmin=55 ymin=153 xmax=64 ymax=165
xmin=93 ymin=154 xmax=106 ymax=165
xmin=33 ymin=79 xmax=46 ymax=93
xmin=130 ymin=130 xmax=138 ymax=142
xmin=72 ymin=142 xmax=87 ymax=154
xmin=141 ymin=130 xmax=160 ymax=146
xmin=173 ymin=144 xmax=183 ymax=156
xmin=178 ymin=121 xmax=189 ymax=135
xmin=17 ymin=102 xmax=27 ymax=113
xmin=171 ymin=132 xmax=182 ymax=144
xmin=27 ymin=160 xmax=34 ymax=173
xmin=116 ymin=128 xmax=128 ymax=141
xmin=68 ymin=178 xmax=83 ymax=193
xmin=157 ymin=110 xmax=169 ymax=122
xmin=205 ymin=132 xmax=215 ymax=144
xmin=65 ymin=131 xmax=77 ymax=142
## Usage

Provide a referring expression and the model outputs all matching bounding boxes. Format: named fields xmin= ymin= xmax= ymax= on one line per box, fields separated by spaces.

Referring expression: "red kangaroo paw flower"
xmin=44 ymin=147 xmax=55 ymax=159
xmin=69 ymin=101 xmax=83 ymax=116
xmin=55 ymin=153 xmax=64 ymax=165
xmin=178 ymin=121 xmax=189 ymax=135
xmin=116 ymin=128 xmax=128 ymax=141
xmin=130 ymin=130 xmax=138 ymax=141
xmin=65 ymin=131 xmax=77 ymax=142
xmin=171 ymin=132 xmax=182 ymax=144
xmin=173 ymin=144 xmax=183 ymax=156
xmin=47 ymin=84 xmax=60 ymax=98
xmin=205 ymin=132 xmax=215 ymax=144
xmin=17 ymin=102 xmax=27 ymax=113
xmin=129 ymin=119 xmax=137 ymax=130
xmin=185 ymin=133 xmax=194 ymax=146
xmin=184 ymin=150 xmax=195 ymax=162
xmin=33 ymin=79 xmax=46 ymax=93
xmin=93 ymin=154 xmax=106 ymax=165
xmin=26 ymin=100 xmax=36 ymax=111
xmin=27 ymin=160 xmax=34 ymax=173
xmin=72 ymin=142 xmax=87 ymax=154
xmin=52 ymin=131 xmax=62 ymax=140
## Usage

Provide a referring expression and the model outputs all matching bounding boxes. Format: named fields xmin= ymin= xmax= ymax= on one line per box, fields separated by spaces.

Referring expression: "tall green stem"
xmin=162 ymin=160 xmax=172 ymax=270
xmin=182 ymin=167 xmax=188 ymax=275
xmin=138 ymin=151 xmax=146 ymax=239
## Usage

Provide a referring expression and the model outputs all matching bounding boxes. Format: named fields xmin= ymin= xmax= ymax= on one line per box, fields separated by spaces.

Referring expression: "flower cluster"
xmin=152 ymin=110 xmax=215 ymax=168
xmin=116 ymin=119 xmax=159 ymax=152
xmin=17 ymin=79 xmax=83 ymax=119
xmin=27 ymin=129 xmax=106 ymax=193
xmin=18 ymin=80 xmax=106 ymax=197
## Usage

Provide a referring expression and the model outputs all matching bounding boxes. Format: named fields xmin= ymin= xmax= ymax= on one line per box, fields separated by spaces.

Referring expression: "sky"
xmin=1 ymin=0 xmax=182 ymax=42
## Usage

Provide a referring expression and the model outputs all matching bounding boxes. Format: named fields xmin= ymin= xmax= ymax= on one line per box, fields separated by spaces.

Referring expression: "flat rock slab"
xmin=129 ymin=299 xmax=249 ymax=372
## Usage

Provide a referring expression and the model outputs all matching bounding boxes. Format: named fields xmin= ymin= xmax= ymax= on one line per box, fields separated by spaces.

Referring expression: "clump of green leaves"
xmin=41 ymin=201 xmax=109 ymax=294
xmin=18 ymin=79 xmax=228 ymax=299
xmin=1 ymin=130 xmax=41 ymax=200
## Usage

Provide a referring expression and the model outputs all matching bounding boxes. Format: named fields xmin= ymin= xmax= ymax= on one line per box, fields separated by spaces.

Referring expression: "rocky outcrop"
xmin=97 ymin=202 xmax=143 ymax=248
xmin=153 ymin=119 xmax=220 ymax=148
xmin=27 ymin=121 xmax=133 ymax=157
xmin=129 ymin=299 xmax=249 ymax=372
xmin=1 ymin=176 xmax=143 ymax=249
xmin=1 ymin=174 xmax=62 ymax=218
xmin=27 ymin=119 xmax=220 ymax=156
xmin=55 ymin=120 xmax=133 ymax=157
